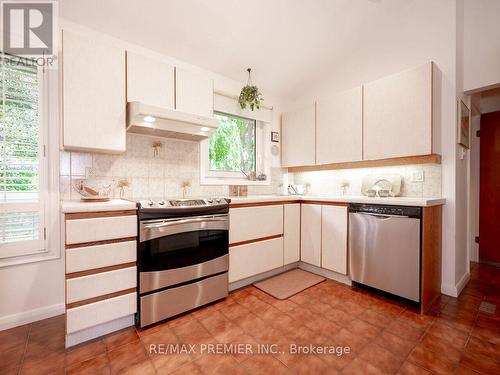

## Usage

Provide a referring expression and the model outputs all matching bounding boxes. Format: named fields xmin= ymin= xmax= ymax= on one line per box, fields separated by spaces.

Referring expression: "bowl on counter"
xmin=73 ymin=179 xmax=112 ymax=201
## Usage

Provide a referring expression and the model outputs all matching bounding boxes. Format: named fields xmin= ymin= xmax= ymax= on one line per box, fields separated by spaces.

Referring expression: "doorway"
xmin=479 ymin=111 xmax=500 ymax=264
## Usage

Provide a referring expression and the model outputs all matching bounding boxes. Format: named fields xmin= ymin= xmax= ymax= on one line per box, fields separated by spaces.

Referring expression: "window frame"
xmin=0 ymin=60 xmax=60 ymax=267
xmin=200 ymin=112 xmax=271 ymax=186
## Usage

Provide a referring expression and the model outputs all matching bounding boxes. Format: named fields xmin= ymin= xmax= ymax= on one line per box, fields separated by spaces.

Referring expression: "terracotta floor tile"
xmin=108 ymin=341 xmax=148 ymax=374
xmin=220 ymin=302 xmax=250 ymax=321
xmin=470 ymin=325 xmax=500 ymax=345
xmin=196 ymin=354 xmax=248 ymax=375
xmin=136 ymin=321 xmax=170 ymax=337
xmin=141 ymin=326 xmax=179 ymax=355
xmin=397 ymin=361 xmax=432 ymax=375
xmin=119 ymin=359 xmax=156 ymax=375
xmin=0 ymin=324 xmax=29 ymax=352
xmin=385 ymin=320 xmax=425 ymax=342
xmin=242 ymin=354 xmax=287 ymax=375
xmin=419 ymin=333 xmax=463 ymax=363
xmin=164 ymin=361 xmax=203 ymax=375
xmin=336 ymin=301 xmax=366 ymax=317
xmin=330 ymin=328 xmax=369 ymax=353
xmin=374 ymin=331 xmax=416 ymax=358
xmin=454 ymin=365 xmax=482 ymax=375
xmin=359 ymin=343 xmax=404 ymax=374
xmin=66 ymin=353 xmax=110 ymax=375
xmin=287 ymin=354 xmax=329 ymax=374
xmin=360 ymin=308 xmax=394 ymax=328
xmin=323 ymin=307 xmax=357 ymax=326
xmin=66 ymin=339 xmax=107 ymax=367
xmin=271 ymin=299 xmax=299 ymax=313
xmin=212 ymin=321 xmax=245 ymax=343
xmin=407 ymin=344 xmax=456 ymax=375
xmin=102 ymin=327 xmax=139 ymax=350
xmin=170 ymin=318 xmax=213 ymax=345
xmin=345 ymin=319 xmax=381 ymax=340
xmin=198 ymin=310 xmax=230 ymax=333
xmin=20 ymin=350 xmax=65 ymax=375
xmin=341 ymin=357 xmax=386 ymax=375
xmin=0 ymin=367 xmax=20 ymax=375
xmin=0 ymin=344 xmax=25 ymax=371
xmin=426 ymin=320 xmax=469 ymax=349
xmin=460 ymin=348 xmax=500 ymax=374
xmin=167 ymin=312 xmax=195 ymax=328
xmin=289 ymin=292 xmax=314 ymax=305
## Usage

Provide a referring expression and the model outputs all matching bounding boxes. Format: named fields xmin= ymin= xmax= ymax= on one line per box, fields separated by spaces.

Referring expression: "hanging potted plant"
xmin=239 ymin=68 xmax=263 ymax=111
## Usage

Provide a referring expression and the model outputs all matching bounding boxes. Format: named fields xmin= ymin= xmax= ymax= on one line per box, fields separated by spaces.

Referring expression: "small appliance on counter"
xmin=134 ymin=197 xmax=231 ymax=327
xmin=361 ymin=174 xmax=402 ymax=198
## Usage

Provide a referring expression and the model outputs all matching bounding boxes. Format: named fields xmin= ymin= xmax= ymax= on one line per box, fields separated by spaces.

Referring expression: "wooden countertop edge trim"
xmin=65 ymin=237 xmax=137 ymax=249
xmin=66 ymin=262 xmax=137 ymax=279
xmin=230 ymin=200 xmax=349 ymax=208
xmin=65 ymin=210 xmax=137 ymax=220
xmin=66 ymin=288 xmax=137 ymax=309
xmin=229 ymin=234 xmax=283 ymax=247
xmin=287 ymin=154 xmax=441 ymax=173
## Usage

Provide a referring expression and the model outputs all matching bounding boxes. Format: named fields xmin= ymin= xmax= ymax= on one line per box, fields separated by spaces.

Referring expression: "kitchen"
xmin=1 ymin=1 xmax=499 ymax=374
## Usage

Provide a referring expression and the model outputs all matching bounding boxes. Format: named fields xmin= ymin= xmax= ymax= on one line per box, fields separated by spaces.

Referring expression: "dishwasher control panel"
xmin=349 ymin=204 xmax=421 ymax=218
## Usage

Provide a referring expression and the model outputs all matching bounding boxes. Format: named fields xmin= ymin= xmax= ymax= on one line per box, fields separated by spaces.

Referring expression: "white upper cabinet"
xmin=281 ymin=103 xmax=316 ymax=167
xmin=126 ymin=52 xmax=174 ymax=109
xmin=363 ymin=62 xmax=434 ymax=160
xmin=175 ymin=68 xmax=214 ymax=118
xmin=62 ymin=30 xmax=126 ymax=153
xmin=321 ymin=205 xmax=348 ymax=275
xmin=300 ymin=204 xmax=322 ymax=267
xmin=316 ymin=86 xmax=363 ymax=164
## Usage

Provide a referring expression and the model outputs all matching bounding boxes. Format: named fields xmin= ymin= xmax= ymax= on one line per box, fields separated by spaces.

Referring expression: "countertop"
xmin=229 ymin=195 xmax=446 ymax=207
xmin=61 ymin=199 xmax=137 ymax=213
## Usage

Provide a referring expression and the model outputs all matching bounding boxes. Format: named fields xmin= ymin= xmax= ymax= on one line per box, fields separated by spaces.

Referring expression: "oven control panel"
xmin=138 ymin=198 xmax=230 ymax=209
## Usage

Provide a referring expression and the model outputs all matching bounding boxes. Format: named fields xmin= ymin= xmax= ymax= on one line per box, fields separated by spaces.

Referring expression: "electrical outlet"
xmin=411 ymin=170 xmax=424 ymax=183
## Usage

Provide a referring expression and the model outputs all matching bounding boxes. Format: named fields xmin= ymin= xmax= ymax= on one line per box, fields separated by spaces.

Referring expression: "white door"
xmin=284 ymin=204 xmax=301 ymax=264
xmin=321 ymin=205 xmax=348 ymax=275
xmin=281 ymin=104 xmax=316 ymax=167
xmin=363 ymin=62 xmax=433 ymax=160
xmin=62 ymin=30 xmax=126 ymax=153
xmin=300 ymin=204 xmax=322 ymax=267
xmin=175 ymin=68 xmax=214 ymax=118
xmin=126 ymin=52 xmax=174 ymax=109
xmin=316 ymin=86 xmax=362 ymax=164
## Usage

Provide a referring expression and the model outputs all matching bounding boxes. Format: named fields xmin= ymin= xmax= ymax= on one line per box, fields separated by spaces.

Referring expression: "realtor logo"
xmin=1 ymin=0 xmax=58 ymax=67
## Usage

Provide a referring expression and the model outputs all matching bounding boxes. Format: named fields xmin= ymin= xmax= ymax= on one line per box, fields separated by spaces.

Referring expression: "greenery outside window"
xmin=208 ymin=112 xmax=256 ymax=174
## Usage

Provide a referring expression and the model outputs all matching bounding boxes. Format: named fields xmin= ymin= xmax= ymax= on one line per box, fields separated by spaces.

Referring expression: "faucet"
xmin=288 ymin=184 xmax=298 ymax=195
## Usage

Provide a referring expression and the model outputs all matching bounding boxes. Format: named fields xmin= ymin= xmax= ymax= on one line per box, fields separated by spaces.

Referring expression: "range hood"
xmin=126 ymin=102 xmax=219 ymax=141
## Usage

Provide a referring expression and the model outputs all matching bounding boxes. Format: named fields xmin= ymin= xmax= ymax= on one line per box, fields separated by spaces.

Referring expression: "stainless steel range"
xmin=135 ymin=198 xmax=230 ymax=327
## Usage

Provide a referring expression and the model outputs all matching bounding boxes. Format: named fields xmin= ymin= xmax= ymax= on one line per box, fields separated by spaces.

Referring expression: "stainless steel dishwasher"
xmin=349 ymin=204 xmax=421 ymax=302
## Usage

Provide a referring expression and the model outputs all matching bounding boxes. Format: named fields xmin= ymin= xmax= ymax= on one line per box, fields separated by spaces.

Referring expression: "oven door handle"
xmin=143 ymin=216 xmax=228 ymax=229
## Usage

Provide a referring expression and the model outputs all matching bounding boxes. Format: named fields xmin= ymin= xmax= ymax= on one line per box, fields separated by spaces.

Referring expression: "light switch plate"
xmin=411 ymin=171 xmax=424 ymax=183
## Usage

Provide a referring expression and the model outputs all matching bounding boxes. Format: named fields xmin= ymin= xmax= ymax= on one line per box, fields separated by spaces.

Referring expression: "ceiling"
xmin=60 ymin=0 xmax=431 ymax=100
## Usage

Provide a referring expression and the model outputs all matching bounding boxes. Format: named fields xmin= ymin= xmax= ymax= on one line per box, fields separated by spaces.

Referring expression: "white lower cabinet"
xmin=321 ymin=205 xmax=348 ymax=275
xmin=284 ymin=204 xmax=301 ymax=264
xmin=229 ymin=237 xmax=283 ymax=283
xmin=300 ymin=204 xmax=322 ymax=267
xmin=229 ymin=205 xmax=283 ymax=244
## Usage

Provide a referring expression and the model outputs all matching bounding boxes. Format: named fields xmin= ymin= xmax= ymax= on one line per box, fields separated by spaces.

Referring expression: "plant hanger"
xmin=239 ymin=68 xmax=263 ymax=111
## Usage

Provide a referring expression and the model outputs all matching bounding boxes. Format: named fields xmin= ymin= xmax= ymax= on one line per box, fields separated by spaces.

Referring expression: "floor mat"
xmin=253 ymin=268 xmax=326 ymax=300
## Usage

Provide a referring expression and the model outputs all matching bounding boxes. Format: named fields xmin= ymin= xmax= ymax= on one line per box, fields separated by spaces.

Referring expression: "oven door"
xmin=139 ymin=214 xmax=229 ymax=294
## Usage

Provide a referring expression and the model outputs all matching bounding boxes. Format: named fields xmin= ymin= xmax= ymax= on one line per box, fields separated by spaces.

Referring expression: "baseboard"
xmin=455 ymin=272 xmax=470 ymax=296
xmin=66 ymin=314 xmax=135 ymax=348
xmin=0 ymin=303 xmax=65 ymax=331
xmin=298 ymin=262 xmax=352 ymax=286
xmin=441 ymin=272 xmax=470 ymax=298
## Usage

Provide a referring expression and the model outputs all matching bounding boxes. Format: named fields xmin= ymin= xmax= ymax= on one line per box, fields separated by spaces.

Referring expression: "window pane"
xmin=209 ymin=113 xmax=256 ymax=173
xmin=0 ymin=211 xmax=39 ymax=243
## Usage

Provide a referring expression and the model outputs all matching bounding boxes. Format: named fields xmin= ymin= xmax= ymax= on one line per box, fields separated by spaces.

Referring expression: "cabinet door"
xmin=316 ymin=87 xmax=362 ymax=164
xmin=284 ymin=204 xmax=300 ymax=265
xmin=229 ymin=205 xmax=283 ymax=244
xmin=363 ymin=62 xmax=433 ymax=159
xmin=281 ymin=104 xmax=316 ymax=167
xmin=126 ymin=52 xmax=174 ymax=109
xmin=229 ymin=237 xmax=284 ymax=283
xmin=175 ymin=68 xmax=214 ymax=118
xmin=62 ymin=30 xmax=126 ymax=153
xmin=321 ymin=205 xmax=348 ymax=275
xmin=300 ymin=204 xmax=321 ymax=267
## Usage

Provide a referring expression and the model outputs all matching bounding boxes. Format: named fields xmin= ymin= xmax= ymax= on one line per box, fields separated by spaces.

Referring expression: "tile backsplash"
xmin=290 ymin=164 xmax=442 ymax=197
xmin=60 ymin=133 xmax=285 ymax=200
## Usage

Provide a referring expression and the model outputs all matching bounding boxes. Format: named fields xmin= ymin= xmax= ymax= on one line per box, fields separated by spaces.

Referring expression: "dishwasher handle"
xmin=354 ymin=212 xmax=409 ymax=219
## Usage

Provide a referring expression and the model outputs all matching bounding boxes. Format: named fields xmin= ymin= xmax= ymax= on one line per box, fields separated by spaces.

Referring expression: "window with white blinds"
xmin=0 ymin=53 xmax=46 ymax=259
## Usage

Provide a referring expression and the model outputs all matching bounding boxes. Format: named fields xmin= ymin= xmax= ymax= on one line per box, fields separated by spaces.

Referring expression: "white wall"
xmin=463 ymin=0 xmax=500 ymax=92
xmin=288 ymin=0 xmax=465 ymax=297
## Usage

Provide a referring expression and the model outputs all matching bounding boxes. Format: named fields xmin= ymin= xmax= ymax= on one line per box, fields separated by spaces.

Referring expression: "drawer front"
xmin=229 ymin=237 xmax=283 ymax=283
xmin=229 ymin=205 xmax=283 ymax=244
xmin=66 ymin=267 xmax=137 ymax=304
xmin=66 ymin=292 xmax=137 ymax=334
xmin=66 ymin=240 xmax=136 ymax=273
xmin=66 ymin=215 xmax=137 ymax=245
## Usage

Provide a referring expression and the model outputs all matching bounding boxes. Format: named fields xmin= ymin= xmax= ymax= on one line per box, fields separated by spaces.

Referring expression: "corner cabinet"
xmin=126 ymin=51 xmax=174 ymax=109
xmin=62 ymin=30 xmax=126 ymax=153
xmin=281 ymin=104 xmax=316 ymax=167
xmin=316 ymin=86 xmax=363 ymax=164
xmin=175 ymin=68 xmax=214 ymax=118
xmin=363 ymin=62 xmax=435 ymax=159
